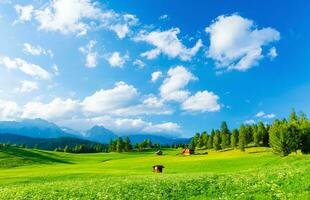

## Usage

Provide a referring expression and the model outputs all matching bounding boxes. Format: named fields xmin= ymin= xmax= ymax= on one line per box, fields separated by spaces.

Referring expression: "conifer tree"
xmin=213 ymin=130 xmax=221 ymax=150
xmin=239 ymin=124 xmax=247 ymax=151
xmin=231 ymin=129 xmax=239 ymax=148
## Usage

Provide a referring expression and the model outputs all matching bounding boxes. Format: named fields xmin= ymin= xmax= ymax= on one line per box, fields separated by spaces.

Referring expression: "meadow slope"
xmin=0 ymin=147 xmax=309 ymax=199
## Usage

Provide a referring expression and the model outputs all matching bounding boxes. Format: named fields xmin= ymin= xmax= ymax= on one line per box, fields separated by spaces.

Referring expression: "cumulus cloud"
xmin=0 ymin=100 xmax=20 ymax=120
xmin=133 ymin=59 xmax=145 ymax=69
xmin=82 ymin=81 xmax=138 ymax=114
xmin=110 ymin=95 xmax=173 ymax=116
xmin=89 ymin=116 xmax=180 ymax=135
xmin=160 ymin=66 xmax=197 ymax=102
xmin=79 ymin=40 xmax=98 ymax=68
xmin=16 ymin=80 xmax=39 ymax=93
xmin=14 ymin=4 xmax=34 ymax=24
xmin=151 ymin=71 xmax=163 ymax=83
xmin=255 ymin=111 xmax=275 ymax=119
xmin=23 ymin=43 xmax=53 ymax=58
xmin=107 ymin=52 xmax=129 ymax=68
xmin=181 ymin=91 xmax=220 ymax=112
xmin=205 ymin=14 xmax=280 ymax=72
xmin=268 ymin=46 xmax=278 ymax=60
xmin=0 ymin=56 xmax=51 ymax=79
xmin=30 ymin=0 xmax=138 ymax=37
xmin=34 ymin=0 xmax=105 ymax=36
xmin=109 ymin=14 xmax=138 ymax=39
xmin=245 ymin=119 xmax=256 ymax=124
xmin=134 ymin=28 xmax=203 ymax=61
xmin=22 ymin=98 xmax=79 ymax=120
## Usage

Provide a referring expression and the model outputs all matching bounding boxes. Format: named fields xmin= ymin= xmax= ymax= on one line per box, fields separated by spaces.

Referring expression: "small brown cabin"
xmin=181 ymin=148 xmax=195 ymax=155
xmin=152 ymin=165 xmax=164 ymax=173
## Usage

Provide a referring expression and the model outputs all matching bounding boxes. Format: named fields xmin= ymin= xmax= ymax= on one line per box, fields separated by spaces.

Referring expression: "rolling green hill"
xmin=0 ymin=146 xmax=309 ymax=199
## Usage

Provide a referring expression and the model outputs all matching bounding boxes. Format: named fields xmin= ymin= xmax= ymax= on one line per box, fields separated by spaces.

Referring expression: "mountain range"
xmin=0 ymin=118 xmax=190 ymax=145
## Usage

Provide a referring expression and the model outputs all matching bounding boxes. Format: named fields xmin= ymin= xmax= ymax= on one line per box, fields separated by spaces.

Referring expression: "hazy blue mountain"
xmin=0 ymin=119 xmax=74 ymax=138
xmin=0 ymin=133 xmax=101 ymax=150
xmin=0 ymin=119 xmax=189 ymax=145
xmin=85 ymin=126 xmax=117 ymax=143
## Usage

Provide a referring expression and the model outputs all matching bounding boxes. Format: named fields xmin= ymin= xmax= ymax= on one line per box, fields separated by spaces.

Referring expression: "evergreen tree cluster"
xmin=189 ymin=110 xmax=310 ymax=156
xmin=54 ymin=143 xmax=107 ymax=153
xmin=108 ymin=137 xmax=187 ymax=152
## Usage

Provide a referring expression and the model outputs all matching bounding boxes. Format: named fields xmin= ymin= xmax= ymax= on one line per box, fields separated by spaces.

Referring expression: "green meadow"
xmin=0 ymin=146 xmax=309 ymax=200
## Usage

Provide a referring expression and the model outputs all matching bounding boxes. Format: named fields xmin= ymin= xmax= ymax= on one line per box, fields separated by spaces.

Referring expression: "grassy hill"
xmin=0 ymin=146 xmax=309 ymax=199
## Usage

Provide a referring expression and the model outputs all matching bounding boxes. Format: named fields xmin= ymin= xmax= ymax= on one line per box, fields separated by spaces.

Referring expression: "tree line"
xmin=189 ymin=110 xmax=310 ymax=156
xmin=108 ymin=137 xmax=187 ymax=152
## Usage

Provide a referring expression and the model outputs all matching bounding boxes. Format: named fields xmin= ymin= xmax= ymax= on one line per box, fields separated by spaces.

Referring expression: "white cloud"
xmin=255 ymin=111 xmax=275 ymax=119
xmin=109 ymin=14 xmax=138 ymax=39
xmin=0 ymin=56 xmax=51 ymax=79
xmin=182 ymin=91 xmax=220 ymax=112
xmin=206 ymin=14 xmax=280 ymax=72
xmin=34 ymin=0 xmax=105 ymax=36
xmin=82 ymin=81 xmax=138 ymax=114
xmin=79 ymin=40 xmax=98 ymax=68
xmin=268 ymin=46 xmax=278 ymax=60
xmin=16 ymin=80 xmax=39 ymax=93
xmin=160 ymin=66 xmax=197 ymax=102
xmin=0 ymin=100 xmax=20 ymax=120
xmin=33 ymin=0 xmax=138 ymax=37
xmin=140 ymin=48 xmax=161 ymax=60
xmin=107 ymin=52 xmax=128 ymax=68
xmin=245 ymin=119 xmax=256 ymax=124
xmin=14 ymin=4 xmax=34 ymax=24
xmin=143 ymin=122 xmax=180 ymax=133
xmin=133 ymin=59 xmax=145 ymax=69
xmin=110 ymin=95 xmax=172 ymax=116
xmin=159 ymin=14 xmax=168 ymax=20
xmin=134 ymin=28 xmax=203 ymax=61
xmin=23 ymin=43 xmax=53 ymax=58
xmin=151 ymin=71 xmax=162 ymax=82
xmin=22 ymin=98 xmax=79 ymax=120
xmin=91 ymin=116 xmax=180 ymax=134
xmin=52 ymin=64 xmax=59 ymax=75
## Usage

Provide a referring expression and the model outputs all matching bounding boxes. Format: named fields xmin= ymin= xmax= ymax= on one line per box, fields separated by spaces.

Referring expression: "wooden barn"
xmin=152 ymin=165 xmax=164 ymax=173
xmin=180 ymin=148 xmax=195 ymax=155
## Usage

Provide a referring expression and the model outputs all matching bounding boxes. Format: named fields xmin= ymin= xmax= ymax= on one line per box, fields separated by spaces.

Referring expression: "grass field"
xmin=0 ymin=146 xmax=309 ymax=200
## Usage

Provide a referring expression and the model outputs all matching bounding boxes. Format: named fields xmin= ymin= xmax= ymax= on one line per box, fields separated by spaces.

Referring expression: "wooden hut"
xmin=152 ymin=165 xmax=164 ymax=173
xmin=155 ymin=150 xmax=163 ymax=155
xmin=180 ymin=148 xmax=195 ymax=155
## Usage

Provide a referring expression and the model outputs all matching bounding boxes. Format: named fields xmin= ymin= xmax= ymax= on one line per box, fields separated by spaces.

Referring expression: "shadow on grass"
xmin=1 ymin=147 xmax=72 ymax=164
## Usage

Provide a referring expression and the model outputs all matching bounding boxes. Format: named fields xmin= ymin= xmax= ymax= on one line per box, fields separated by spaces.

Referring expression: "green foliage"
xmin=239 ymin=125 xmax=246 ymax=151
xmin=231 ymin=129 xmax=239 ymax=148
xmin=220 ymin=121 xmax=230 ymax=148
xmin=213 ymin=130 xmax=222 ymax=150
xmin=269 ymin=120 xmax=298 ymax=156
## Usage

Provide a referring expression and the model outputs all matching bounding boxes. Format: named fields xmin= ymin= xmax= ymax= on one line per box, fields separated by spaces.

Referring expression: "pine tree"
xmin=64 ymin=145 xmax=70 ymax=153
xmin=213 ymin=130 xmax=221 ymax=150
xmin=231 ymin=129 xmax=239 ymax=148
xmin=116 ymin=138 xmax=124 ymax=152
xmin=269 ymin=120 xmax=296 ymax=156
xmin=299 ymin=113 xmax=310 ymax=154
xmin=201 ymin=131 xmax=209 ymax=148
xmin=239 ymin=124 xmax=246 ymax=151
xmin=124 ymin=137 xmax=132 ymax=152
xmin=207 ymin=129 xmax=215 ymax=149
xmin=220 ymin=121 xmax=230 ymax=148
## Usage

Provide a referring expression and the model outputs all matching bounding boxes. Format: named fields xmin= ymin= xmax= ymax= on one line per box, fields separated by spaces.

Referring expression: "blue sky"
xmin=0 ymin=0 xmax=309 ymax=137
